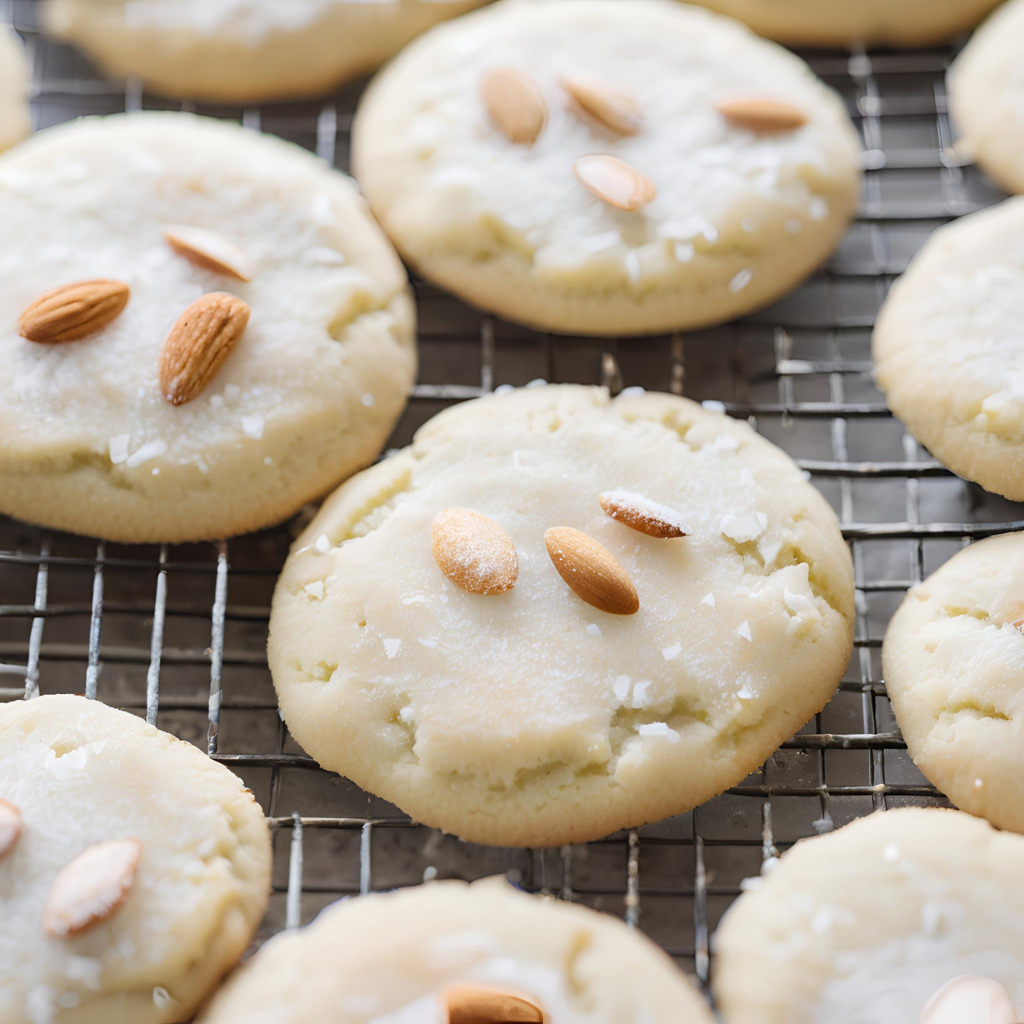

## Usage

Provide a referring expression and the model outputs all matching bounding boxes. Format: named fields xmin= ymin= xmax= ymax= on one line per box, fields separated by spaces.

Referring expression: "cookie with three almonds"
xmin=41 ymin=0 xmax=488 ymax=103
xmin=352 ymin=0 xmax=862 ymax=336
xmin=713 ymin=808 xmax=1024 ymax=1023
xmin=0 ymin=694 xmax=271 ymax=1024
xmin=883 ymin=532 xmax=1024 ymax=836
xmin=269 ymin=384 xmax=854 ymax=847
xmin=196 ymin=877 xmax=714 ymax=1023
xmin=0 ymin=26 xmax=30 ymax=155
xmin=0 ymin=111 xmax=415 ymax=542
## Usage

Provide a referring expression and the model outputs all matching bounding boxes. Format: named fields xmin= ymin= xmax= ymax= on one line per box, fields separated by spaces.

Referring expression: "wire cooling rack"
xmin=3 ymin=0 xmax=1022 ymax=1003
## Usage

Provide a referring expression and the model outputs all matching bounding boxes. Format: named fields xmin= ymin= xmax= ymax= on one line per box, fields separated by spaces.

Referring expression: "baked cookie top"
xmin=0 ymin=112 xmax=416 ymax=542
xmin=0 ymin=26 xmax=30 ymax=154
xmin=352 ymin=0 xmax=862 ymax=336
xmin=684 ymin=0 xmax=1003 ymax=48
xmin=0 ymin=694 xmax=271 ymax=1024
xmin=884 ymin=532 xmax=1024 ymax=835
xmin=197 ymin=877 xmax=714 ymax=1023
xmin=42 ymin=0 xmax=488 ymax=102
xmin=949 ymin=0 xmax=1024 ymax=195
xmin=873 ymin=198 xmax=1024 ymax=501
xmin=269 ymin=385 xmax=854 ymax=847
xmin=713 ymin=808 xmax=1024 ymax=1023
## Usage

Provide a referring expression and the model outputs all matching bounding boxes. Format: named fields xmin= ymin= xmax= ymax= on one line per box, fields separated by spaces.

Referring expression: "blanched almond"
xmin=163 ymin=225 xmax=254 ymax=282
xmin=715 ymin=95 xmax=808 ymax=132
xmin=432 ymin=507 xmax=518 ymax=595
xmin=600 ymin=490 xmax=691 ymax=538
xmin=159 ymin=292 xmax=250 ymax=405
xmin=574 ymin=155 xmax=656 ymax=212
xmin=43 ymin=838 xmax=142 ymax=937
xmin=481 ymin=68 xmax=548 ymax=144
xmin=562 ymin=72 xmax=642 ymax=135
xmin=444 ymin=984 xmax=544 ymax=1024
xmin=0 ymin=799 xmax=21 ymax=859
xmin=545 ymin=526 xmax=639 ymax=615
xmin=18 ymin=279 xmax=130 ymax=343
xmin=920 ymin=975 xmax=1018 ymax=1024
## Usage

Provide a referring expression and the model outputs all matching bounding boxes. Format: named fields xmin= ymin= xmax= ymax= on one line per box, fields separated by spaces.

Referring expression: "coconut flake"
xmin=637 ymin=722 xmax=680 ymax=743
xmin=661 ymin=642 xmax=682 ymax=662
xmin=382 ymin=638 xmax=401 ymax=659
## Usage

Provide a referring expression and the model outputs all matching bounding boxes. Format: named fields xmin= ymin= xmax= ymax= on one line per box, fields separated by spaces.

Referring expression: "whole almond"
xmin=0 ymin=799 xmax=21 ymax=860
xmin=432 ymin=507 xmax=518 ymax=595
xmin=444 ymin=984 xmax=544 ymax=1024
xmin=600 ymin=490 xmax=691 ymax=539
xmin=561 ymin=72 xmax=642 ymax=136
xmin=163 ymin=225 xmax=254 ymax=282
xmin=574 ymin=155 xmax=656 ymax=212
xmin=18 ymin=279 xmax=130 ymax=344
xmin=715 ymin=96 xmax=808 ymax=132
xmin=921 ymin=975 xmax=1018 ymax=1024
xmin=43 ymin=838 xmax=142 ymax=938
xmin=545 ymin=526 xmax=639 ymax=615
xmin=159 ymin=292 xmax=250 ymax=405
xmin=480 ymin=67 xmax=548 ymax=144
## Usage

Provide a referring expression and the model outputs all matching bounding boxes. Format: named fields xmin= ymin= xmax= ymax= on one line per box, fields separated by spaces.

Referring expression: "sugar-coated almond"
xmin=480 ymin=67 xmax=548 ymax=144
xmin=545 ymin=526 xmax=639 ymax=615
xmin=18 ymin=279 xmax=130 ymax=344
xmin=432 ymin=507 xmax=518 ymax=595
xmin=600 ymin=490 xmax=691 ymax=538
xmin=43 ymin=838 xmax=142 ymax=938
xmin=714 ymin=95 xmax=808 ymax=132
xmin=159 ymin=292 xmax=250 ymax=405
xmin=574 ymin=155 xmax=656 ymax=212
xmin=0 ymin=799 xmax=22 ymax=860
xmin=444 ymin=983 xmax=544 ymax=1024
xmin=561 ymin=71 xmax=642 ymax=136
xmin=920 ymin=975 xmax=1018 ymax=1024
xmin=163 ymin=224 xmax=254 ymax=282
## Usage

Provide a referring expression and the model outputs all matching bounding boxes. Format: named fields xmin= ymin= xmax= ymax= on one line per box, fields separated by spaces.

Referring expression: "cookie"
xmin=41 ymin=0 xmax=488 ymax=103
xmin=949 ymin=0 xmax=1024 ymax=195
xmin=268 ymin=384 xmax=855 ymax=847
xmin=0 ymin=25 xmax=30 ymax=154
xmin=0 ymin=112 xmax=416 ymax=543
xmin=0 ymin=694 xmax=272 ymax=1024
xmin=197 ymin=876 xmax=714 ymax=1023
xmin=883 ymin=533 xmax=1024 ymax=835
xmin=352 ymin=0 xmax=862 ymax=337
xmin=685 ymin=0 xmax=1003 ymax=48
xmin=873 ymin=198 xmax=1024 ymax=501
xmin=713 ymin=808 xmax=1024 ymax=1023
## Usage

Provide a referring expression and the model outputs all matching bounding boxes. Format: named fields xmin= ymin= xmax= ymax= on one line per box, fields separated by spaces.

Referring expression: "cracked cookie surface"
xmin=883 ymin=532 xmax=1024 ymax=834
xmin=269 ymin=384 xmax=854 ymax=846
xmin=197 ymin=876 xmax=713 ymax=1023
xmin=0 ymin=694 xmax=271 ymax=1024
xmin=873 ymin=198 xmax=1024 ymax=501
xmin=0 ymin=111 xmax=416 ymax=542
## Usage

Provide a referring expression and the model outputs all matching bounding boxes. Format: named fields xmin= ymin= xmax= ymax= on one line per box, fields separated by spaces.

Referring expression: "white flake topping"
xmin=303 ymin=581 xmax=324 ymax=600
xmin=737 ymin=620 xmax=752 ymax=641
xmin=383 ymin=638 xmax=402 ymax=659
xmin=240 ymin=414 xmax=264 ymax=439
xmin=637 ymin=722 xmax=680 ymax=743
xmin=701 ymin=593 xmax=716 ymax=609
xmin=314 ymin=534 xmax=331 ymax=554
xmin=721 ymin=511 xmax=767 ymax=543
xmin=125 ymin=439 xmax=167 ymax=468
xmin=108 ymin=435 xmax=130 ymax=465
xmin=661 ymin=643 xmax=682 ymax=661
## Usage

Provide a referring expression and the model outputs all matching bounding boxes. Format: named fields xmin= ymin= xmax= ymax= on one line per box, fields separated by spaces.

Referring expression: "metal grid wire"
xmin=3 ymin=0 xmax=1023 ymax=1000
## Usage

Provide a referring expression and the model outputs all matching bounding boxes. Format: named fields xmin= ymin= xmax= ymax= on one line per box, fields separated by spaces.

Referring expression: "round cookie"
xmin=197 ymin=877 xmax=714 ymax=1023
xmin=712 ymin=808 xmax=1024 ymax=1023
xmin=352 ymin=0 xmax=862 ymax=337
xmin=0 ymin=112 xmax=416 ymax=543
xmin=0 ymin=694 xmax=271 ymax=1024
xmin=684 ymin=0 xmax=1003 ymax=48
xmin=41 ymin=0 xmax=488 ymax=103
xmin=0 ymin=26 xmax=30 ymax=154
xmin=883 ymin=533 xmax=1024 ymax=835
xmin=949 ymin=0 xmax=1024 ymax=195
xmin=268 ymin=384 xmax=855 ymax=847
xmin=873 ymin=198 xmax=1024 ymax=501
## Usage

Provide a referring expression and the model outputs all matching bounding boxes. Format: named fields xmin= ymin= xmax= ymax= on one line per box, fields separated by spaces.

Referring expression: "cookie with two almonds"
xmin=352 ymin=0 xmax=863 ymax=336
xmin=269 ymin=384 xmax=855 ymax=847
xmin=0 ymin=694 xmax=271 ymax=1024
xmin=0 ymin=111 xmax=416 ymax=542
